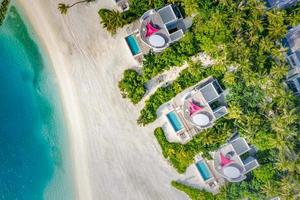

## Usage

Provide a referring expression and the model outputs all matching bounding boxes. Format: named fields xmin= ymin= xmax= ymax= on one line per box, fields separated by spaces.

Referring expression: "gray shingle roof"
xmin=158 ymin=5 xmax=177 ymax=24
xmin=286 ymin=25 xmax=300 ymax=53
xmin=199 ymin=83 xmax=220 ymax=103
xmin=169 ymin=30 xmax=184 ymax=42
xmin=266 ymin=0 xmax=300 ymax=8
xmin=243 ymin=157 xmax=259 ymax=173
xmin=230 ymin=138 xmax=250 ymax=156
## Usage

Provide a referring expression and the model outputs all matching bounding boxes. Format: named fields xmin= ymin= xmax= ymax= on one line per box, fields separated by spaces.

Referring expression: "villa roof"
xmin=286 ymin=25 xmax=300 ymax=53
xmin=197 ymin=80 xmax=222 ymax=103
xmin=230 ymin=138 xmax=250 ymax=156
xmin=170 ymin=29 xmax=184 ymax=42
xmin=157 ymin=5 xmax=178 ymax=24
xmin=266 ymin=0 xmax=300 ymax=8
xmin=243 ymin=156 xmax=259 ymax=173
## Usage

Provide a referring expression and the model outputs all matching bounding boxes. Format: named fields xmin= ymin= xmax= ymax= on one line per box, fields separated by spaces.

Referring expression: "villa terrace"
xmin=178 ymin=137 xmax=259 ymax=194
xmin=159 ymin=77 xmax=228 ymax=144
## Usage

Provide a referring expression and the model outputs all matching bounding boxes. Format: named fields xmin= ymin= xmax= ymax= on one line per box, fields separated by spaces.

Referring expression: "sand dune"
xmin=16 ymin=0 xmax=188 ymax=199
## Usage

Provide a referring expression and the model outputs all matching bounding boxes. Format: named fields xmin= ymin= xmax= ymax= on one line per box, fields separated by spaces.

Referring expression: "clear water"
xmin=166 ymin=111 xmax=183 ymax=132
xmin=195 ymin=161 xmax=212 ymax=181
xmin=0 ymin=5 xmax=74 ymax=200
xmin=125 ymin=34 xmax=141 ymax=56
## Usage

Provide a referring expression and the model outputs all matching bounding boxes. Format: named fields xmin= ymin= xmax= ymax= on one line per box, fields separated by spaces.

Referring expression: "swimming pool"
xmin=125 ymin=34 xmax=141 ymax=56
xmin=196 ymin=160 xmax=212 ymax=181
xmin=167 ymin=111 xmax=184 ymax=132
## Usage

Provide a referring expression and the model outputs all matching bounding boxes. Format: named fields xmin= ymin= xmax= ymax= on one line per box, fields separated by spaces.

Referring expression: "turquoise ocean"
xmin=0 ymin=4 xmax=74 ymax=200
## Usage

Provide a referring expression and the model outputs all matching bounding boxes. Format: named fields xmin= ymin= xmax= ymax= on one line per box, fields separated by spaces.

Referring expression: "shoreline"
xmin=13 ymin=0 xmax=188 ymax=199
xmin=14 ymin=1 xmax=92 ymax=199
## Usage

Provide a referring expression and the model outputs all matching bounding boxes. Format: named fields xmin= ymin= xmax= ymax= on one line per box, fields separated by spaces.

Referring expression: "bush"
xmin=154 ymin=122 xmax=233 ymax=173
xmin=142 ymin=32 xmax=200 ymax=81
xmin=98 ymin=9 xmax=127 ymax=35
xmin=171 ymin=181 xmax=215 ymax=200
xmin=118 ymin=69 xmax=146 ymax=104
xmin=253 ymin=164 xmax=277 ymax=183
xmin=0 ymin=0 xmax=10 ymax=26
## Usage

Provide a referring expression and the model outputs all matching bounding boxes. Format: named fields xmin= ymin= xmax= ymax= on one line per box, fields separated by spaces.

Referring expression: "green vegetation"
xmin=142 ymin=0 xmax=300 ymax=199
xmin=98 ymin=9 xmax=127 ymax=35
xmin=154 ymin=120 xmax=234 ymax=173
xmin=118 ymin=69 xmax=146 ymax=104
xmin=142 ymin=32 xmax=199 ymax=81
xmin=101 ymin=0 xmax=300 ymax=198
xmin=58 ymin=0 xmax=95 ymax=15
xmin=117 ymin=32 xmax=201 ymax=105
xmin=0 ymin=0 xmax=10 ymax=26
xmin=172 ymin=181 xmax=217 ymax=200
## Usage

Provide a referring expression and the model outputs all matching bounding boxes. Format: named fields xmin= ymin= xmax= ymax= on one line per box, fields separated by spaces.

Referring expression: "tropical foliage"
xmin=118 ymin=69 xmax=146 ymax=104
xmin=98 ymin=9 xmax=127 ymax=35
xmin=0 ymin=0 xmax=10 ymax=26
xmin=142 ymin=32 xmax=199 ymax=81
xmin=137 ymin=0 xmax=300 ymax=199
xmin=104 ymin=0 xmax=300 ymax=198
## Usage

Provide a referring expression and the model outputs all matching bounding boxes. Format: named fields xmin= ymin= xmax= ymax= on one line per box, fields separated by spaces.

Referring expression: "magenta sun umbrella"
xmin=220 ymin=153 xmax=232 ymax=167
xmin=145 ymin=22 xmax=159 ymax=37
xmin=189 ymin=101 xmax=204 ymax=116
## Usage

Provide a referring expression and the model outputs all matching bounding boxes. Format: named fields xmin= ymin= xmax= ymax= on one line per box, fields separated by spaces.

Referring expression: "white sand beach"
xmin=16 ymin=0 xmax=188 ymax=199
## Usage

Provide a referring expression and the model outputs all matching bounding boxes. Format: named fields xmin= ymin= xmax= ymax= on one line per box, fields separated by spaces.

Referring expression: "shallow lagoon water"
xmin=0 ymin=5 xmax=74 ymax=200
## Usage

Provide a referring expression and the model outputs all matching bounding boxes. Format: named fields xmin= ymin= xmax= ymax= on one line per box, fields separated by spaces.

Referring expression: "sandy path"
xmin=16 ymin=0 xmax=188 ymax=199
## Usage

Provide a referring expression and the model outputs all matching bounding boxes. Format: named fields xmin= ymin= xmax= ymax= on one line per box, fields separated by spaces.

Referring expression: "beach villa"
xmin=179 ymin=137 xmax=259 ymax=194
xmin=139 ymin=4 xmax=186 ymax=52
xmin=124 ymin=4 xmax=188 ymax=60
xmin=160 ymin=77 xmax=228 ymax=144
xmin=212 ymin=137 xmax=259 ymax=182
xmin=283 ymin=25 xmax=300 ymax=96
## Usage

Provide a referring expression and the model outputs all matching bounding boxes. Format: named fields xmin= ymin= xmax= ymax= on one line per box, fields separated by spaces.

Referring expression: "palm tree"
xmin=262 ymin=181 xmax=279 ymax=198
xmin=99 ymin=9 xmax=126 ymax=35
xmin=58 ymin=0 xmax=95 ymax=15
xmin=279 ymin=177 xmax=300 ymax=200
xmin=58 ymin=3 xmax=69 ymax=15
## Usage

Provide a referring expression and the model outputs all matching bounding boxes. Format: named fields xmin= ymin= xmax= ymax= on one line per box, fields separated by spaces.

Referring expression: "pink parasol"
xmin=220 ymin=153 xmax=232 ymax=167
xmin=189 ymin=102 xmax=204 ymax=116
xmin=145 ymin=22 xmax=159 ymax=37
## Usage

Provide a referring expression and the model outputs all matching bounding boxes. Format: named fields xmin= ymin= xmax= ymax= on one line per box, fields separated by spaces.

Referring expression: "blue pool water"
xmin=125 ymin=34 xmax=141 ymax=56
xmin=0 ymin=5 xmax=74 ymax=199
xmin=167 ymin=111 xmax=184 ymax=132
xmin=196 ymin=161 xmax=212 ymax=181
